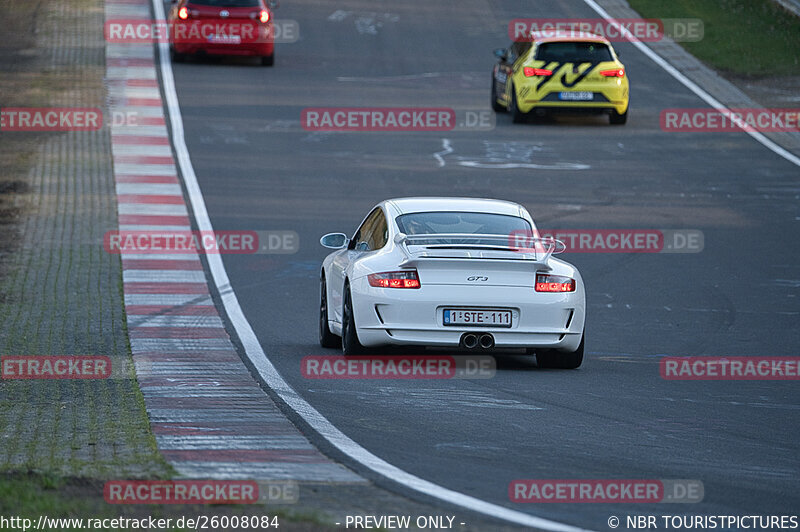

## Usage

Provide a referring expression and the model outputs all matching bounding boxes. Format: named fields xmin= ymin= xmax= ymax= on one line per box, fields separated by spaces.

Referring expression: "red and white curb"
xmin=104 ymin=0 xmax=362 ymax=483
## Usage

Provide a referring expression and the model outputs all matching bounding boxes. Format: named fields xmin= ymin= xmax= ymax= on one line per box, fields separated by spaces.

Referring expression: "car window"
xmin=535 ymin=42 xmax=613 ymax=63
xmin=366 ymin=211 xmax=388 ymax=250
xmin=395 ymin=212 xmax=531 ymax=236
xmin=504 ymin=43 xmax=517 ymax=64
xmin=504 ymin=46 xmax=515 ymax=64
xmin=351 ymin=208 xmax=383 ymax=251
xmin=187 ymin=0 xmax=262 ymax=7
xmin=510 ymin=41 xmax=532 ymax=63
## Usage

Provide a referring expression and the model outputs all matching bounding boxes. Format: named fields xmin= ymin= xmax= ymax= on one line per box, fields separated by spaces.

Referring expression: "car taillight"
xmin=600 ymin=68 xmax=625 ymax=78
xmin=259 ymin=9 xmax=270 ymax=23
xmin=178 ymin=6 xmax=189 ymax=19
xmin=368 ymin=270 xmax=421 ymax=289
xmin=535 ymin=273 xmax=575 ymax=292
xmin=523 ymin=67 xmax=552 ymax=77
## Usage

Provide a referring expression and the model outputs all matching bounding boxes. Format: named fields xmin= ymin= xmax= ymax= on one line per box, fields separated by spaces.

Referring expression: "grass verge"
xmin=627 ymin=0 xmax=800 ymax=76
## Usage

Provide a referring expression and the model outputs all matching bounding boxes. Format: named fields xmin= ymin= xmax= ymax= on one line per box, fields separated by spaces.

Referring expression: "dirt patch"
xmin=0 ymin=2 xmax=42 ymax=64
xmin=0 ymin=1 xmax=51 ymax=274
xmin=728 ymin=75 xmax=800 ymax=109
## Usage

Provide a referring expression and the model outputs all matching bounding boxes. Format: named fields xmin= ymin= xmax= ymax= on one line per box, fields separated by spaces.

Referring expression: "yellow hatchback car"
xmin=491 ymin=31 xmax=629 ymax=124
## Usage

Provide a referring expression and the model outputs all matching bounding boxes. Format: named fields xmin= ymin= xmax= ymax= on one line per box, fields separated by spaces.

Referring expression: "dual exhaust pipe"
xmin=461 ymin=332 xmax=494 ymax=350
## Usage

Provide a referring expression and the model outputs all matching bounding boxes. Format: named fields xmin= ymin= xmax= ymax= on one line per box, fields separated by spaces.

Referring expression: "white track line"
xmin=149 ymin=0 xmax=592 ymax=529
xmin=581 ymin=0 xmax=800 ymax=168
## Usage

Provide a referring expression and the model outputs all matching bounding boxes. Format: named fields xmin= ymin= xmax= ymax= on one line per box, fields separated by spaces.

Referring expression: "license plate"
xmin=559 ymin=91 xmax=593 ymax=101
xmin=443 ymin=309 xmax=512 ymax=328
xmin=209 ymin=34 xmax=241 ymax=44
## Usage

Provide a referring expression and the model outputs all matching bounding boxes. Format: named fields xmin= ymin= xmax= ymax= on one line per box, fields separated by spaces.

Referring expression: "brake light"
xmin=524 ymin=67 xmax=552 ymax=77
xmin=178 ymin=6 xmax=189 ymax=19
xmin=368 ymin=270 xmax=421 ymax=289
xmin=600 ymin=68 xmax=625 ymax=78
xmin=535 ymin=273 xmax=575 ymax=293
xmin=259 ymin=9 xmax=270 ymax=23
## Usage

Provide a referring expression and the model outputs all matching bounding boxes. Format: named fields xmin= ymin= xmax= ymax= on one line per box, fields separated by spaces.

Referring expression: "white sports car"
xmin=319 ymin=197 xmax=586 ymax=369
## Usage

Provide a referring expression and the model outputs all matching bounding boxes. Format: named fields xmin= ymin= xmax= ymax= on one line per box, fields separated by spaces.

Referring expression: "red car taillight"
xmin=600 ymin=68 xmax=625 ymax=78
xmin=178 ymin=6 xmax=189 ymax=19
xmin=368 ymin=270 xmax=421 ymax=289
xmin=535 ymin=273 xmax=575 ymax=293
xmin=523 ymin=67 xmax=553 ymax=77
xmin=253 ymin=9 xmax=270 ymax=23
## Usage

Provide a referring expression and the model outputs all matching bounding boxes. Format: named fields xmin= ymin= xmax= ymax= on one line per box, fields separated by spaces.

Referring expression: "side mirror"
xmin=493 ymin=48 xmax=508 ymax=61
xmin=320 ymin=233 xmax=348 ymax=249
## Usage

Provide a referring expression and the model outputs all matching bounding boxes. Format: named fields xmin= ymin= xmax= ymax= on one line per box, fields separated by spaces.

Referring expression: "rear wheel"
xmin=319 ymin=275 xmax=339 ymax=348
xmin=491 ymin=74 xmax=505 ymax=113
xmin=609 ymin=107 xmax=627 ymax=125
xmin=261 ymin=52 xmax=274 ymax=66
xmin=536 ymin=333 xmax=584 ymax=369
xmin=342 ymin=286 xmax=366 ymax=356
xmin=510 ymin=85 xmax=526 ymax=123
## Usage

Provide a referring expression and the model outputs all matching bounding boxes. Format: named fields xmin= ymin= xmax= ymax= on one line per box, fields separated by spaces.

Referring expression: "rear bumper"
xmin=522 ymin=103 xmax=626 ymax=115
xmin=348 ymin=278 xmax=585 ymax=351
xmin=518 ymin=81 xmax=629 ymax=115
xmin=172 ymin=42 xmax=274 ymax=56
xmin=170 ymin=20 xmax=274 ymax=57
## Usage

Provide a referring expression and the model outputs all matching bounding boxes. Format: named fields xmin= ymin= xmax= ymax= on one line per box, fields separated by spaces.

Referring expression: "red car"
xmin=168 ymin=0 xmax=276 ymax=66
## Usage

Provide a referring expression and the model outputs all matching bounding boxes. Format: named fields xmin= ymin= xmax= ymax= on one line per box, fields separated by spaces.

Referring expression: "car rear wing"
xmin=394 ymin=233 xmax=565 ymax=271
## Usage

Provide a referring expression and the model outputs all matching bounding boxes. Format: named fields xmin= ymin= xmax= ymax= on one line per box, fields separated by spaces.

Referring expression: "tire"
xmin=491 ymin=74 xmax=505 ymax=113
xmin=536 ymin=333 xmax=584 ymax=369
xmin=609 ymin=107 xmax=627 ymax=125
xmin=341 ymin=285 xmax=366 ymax=356
xmin=510 ymin=85 xmax=526 ymax=124
xmin=170 ymin=47 xmax=185 ymax=63
xmin=319 ymin=275 xmax=340 ymax=348
xmin=261 ymin=52 xmax=274 ymax=66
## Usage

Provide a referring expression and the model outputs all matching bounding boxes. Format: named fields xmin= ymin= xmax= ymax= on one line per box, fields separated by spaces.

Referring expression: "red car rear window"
xmin=536 ymin=42 xmax=613 ymax=63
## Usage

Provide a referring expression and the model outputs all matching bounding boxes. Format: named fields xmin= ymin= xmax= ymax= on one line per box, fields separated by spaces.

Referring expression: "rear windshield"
xmin=535 ymin=42 xmax=613 ymax=63
xmin=395 ymin=212 xmax=531 ymax=236
xmin=187 ymin=0 xmax=262 ymax=6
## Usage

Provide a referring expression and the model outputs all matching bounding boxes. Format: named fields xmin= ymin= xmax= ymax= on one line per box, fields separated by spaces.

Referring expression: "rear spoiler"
xmin=394 ymin=233 xmax=565 ymax=271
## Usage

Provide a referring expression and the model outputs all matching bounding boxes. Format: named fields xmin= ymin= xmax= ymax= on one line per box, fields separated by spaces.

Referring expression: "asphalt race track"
xmin=166 ymin=0 xmax=800 ymax=529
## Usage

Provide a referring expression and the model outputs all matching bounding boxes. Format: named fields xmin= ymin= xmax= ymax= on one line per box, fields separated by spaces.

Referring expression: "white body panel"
xmin=320 ymin=197 xmax=585 ymax=353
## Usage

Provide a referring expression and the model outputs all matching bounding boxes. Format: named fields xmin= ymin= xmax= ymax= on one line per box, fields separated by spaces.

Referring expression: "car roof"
xmin=530 ymin=31 xmax=610 ymax=45
xmin=384 ymin=197 xmax=527 ymax=218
